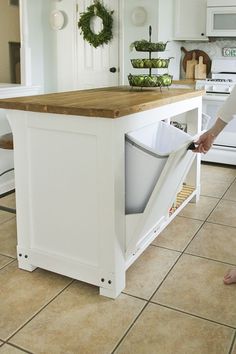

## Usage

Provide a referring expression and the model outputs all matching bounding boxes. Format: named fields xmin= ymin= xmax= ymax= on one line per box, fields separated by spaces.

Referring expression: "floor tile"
xmin=0 ymin=255 xmax=13 ymax=269
xmin=114 ymin=303 xmax=234 ymax=354
xmin=10 ymin=282 xmax=145 ymax=354
xmin=201 ymin=179 xmax=232 ymax=198
xmin=152 ymin=254 xmax=236 ymax=327
xmin=178 ymin=196 xmax=219 ymax=221
xmin=207 ymin=199 xmax=236 ymax=228
xmin=186 ymin=222 xmax=236 ymax=265
xmin=201 ymin=163 xmax=236 ymax=183
xmin=124 ymin=245 xmax=180 ymax=299
xmin=0 ymin=261 xmax=72 ymax=340
xmin=0 ymin=344 xmax=27 ymax=353
xmin=0 ymin=211 xmax=15 ymax=225
xmin=0 ymin=193 xmax=16 ymax=209
xmin=232 ymin=340 xmax=236 ymax=354
xmin=0 ymin=218 xmax=17 ymax=258
xmin=200 ymin=163 xmax=236 ymax=198
xmin=223 ymin=180 xmax=236 ymax=201
xmin=152 ymin=216 xmax=203 ymax=251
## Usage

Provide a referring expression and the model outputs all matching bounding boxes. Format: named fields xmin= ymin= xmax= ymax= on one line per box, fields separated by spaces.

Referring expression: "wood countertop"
xmin=0 ymin=86 xmax=204 ymax=118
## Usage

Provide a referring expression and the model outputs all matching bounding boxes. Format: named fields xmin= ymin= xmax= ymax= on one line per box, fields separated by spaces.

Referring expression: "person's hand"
xmin=193 ymin=131 xmax=215 ymax=153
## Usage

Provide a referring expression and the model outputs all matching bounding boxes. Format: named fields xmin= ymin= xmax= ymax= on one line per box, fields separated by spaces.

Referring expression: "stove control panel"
xmin=195 ymin=79 xmax=235 ymax=94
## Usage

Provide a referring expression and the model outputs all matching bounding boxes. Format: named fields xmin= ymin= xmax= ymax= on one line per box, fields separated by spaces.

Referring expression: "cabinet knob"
xmin=109 ymin=67 xmax=117 ymax=73
xmin=201 ymin=33 xmax=205 ymax=36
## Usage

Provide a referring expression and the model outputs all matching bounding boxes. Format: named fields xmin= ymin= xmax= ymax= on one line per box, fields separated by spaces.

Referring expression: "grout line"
xmin=184 ymin=251 xmax=236 ymax=267
xmin=228 ymin=330 xmax=236 ymax=354
xmin=150 ymin=243 xmax=181 ymax=254
xmin=0 ymin=252 xmax=16 ymax=260
xmin=0 ymin=259 xmax=15 ymax=271
xmin=0 ymin=189 xmax=15 ymax=199
xmin=149 ymin=301 xmax=236 ymax=330
xmin=180 ymin=222 xmax=206 ymax=253
xmin=221 ymin=176 xmax=236 ymax=199
xmin=202 ymin=219 xmax=236 ymax=229
xmin=0 ymin=206 xmax=16 ymax=214
xmin=201 ymin=198 xmax=223 ymax=222
xmin=110 ymin=301 xmax=149 ymax=354
xmin=148 ymin=252 xmax=184 ymax=301
xmin=205 ymin=176 xmax=236 ymax=222
xmin=148 ymin=220 xmax=208 ymax=301
xmin=121 ymin=291 xmax=150 ymax=302
xmin=113 ymin=253 xmax=186 ymax=352
xmin=5 ymin=279 xmax=75 ymax=343
xmin=176 ymin=213 xmax=236 ymax=229
xmin=0 ymin=215 xmax=16 ymax=228
xmin=1 ymin=342 xmax=34 ymax=354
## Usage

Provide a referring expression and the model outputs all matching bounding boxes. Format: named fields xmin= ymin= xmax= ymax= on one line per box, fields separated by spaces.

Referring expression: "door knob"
xmin=109 ymin=67 xmax=117 ymax=73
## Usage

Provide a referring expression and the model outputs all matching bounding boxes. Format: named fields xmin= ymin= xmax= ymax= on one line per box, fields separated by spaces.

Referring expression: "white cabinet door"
xmin=174 ymin=0 xmax=208 ymax=40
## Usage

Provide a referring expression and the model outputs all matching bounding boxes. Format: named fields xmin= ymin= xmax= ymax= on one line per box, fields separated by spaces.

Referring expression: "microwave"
xmin=207 ymin=0 xmax=236 ymax=36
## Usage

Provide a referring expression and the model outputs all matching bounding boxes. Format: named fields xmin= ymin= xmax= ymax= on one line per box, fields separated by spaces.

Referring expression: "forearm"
xmin=208 ymin=117 xmax=227 ymax=138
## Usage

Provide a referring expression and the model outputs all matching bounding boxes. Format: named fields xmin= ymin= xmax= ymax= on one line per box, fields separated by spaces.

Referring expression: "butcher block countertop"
xmin=0 ymin=86 xmax=204 ymax=119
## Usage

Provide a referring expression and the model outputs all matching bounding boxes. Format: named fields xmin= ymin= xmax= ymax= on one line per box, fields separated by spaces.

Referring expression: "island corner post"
xmin=0 ymin=87 xmax=204 ymax=298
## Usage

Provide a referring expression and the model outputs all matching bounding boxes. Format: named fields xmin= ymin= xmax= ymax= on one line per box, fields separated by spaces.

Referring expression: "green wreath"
xmin=78 ymin=1 xmax=113 ymax=48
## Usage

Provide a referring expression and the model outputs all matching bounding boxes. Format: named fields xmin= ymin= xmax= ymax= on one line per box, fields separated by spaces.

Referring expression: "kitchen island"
xmin=0 ymin=86 xmax=204 ymax=298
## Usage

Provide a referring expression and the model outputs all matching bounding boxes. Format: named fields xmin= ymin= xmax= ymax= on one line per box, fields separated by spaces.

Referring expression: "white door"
xmin=76 ymin=0 xmax=120 ymax=89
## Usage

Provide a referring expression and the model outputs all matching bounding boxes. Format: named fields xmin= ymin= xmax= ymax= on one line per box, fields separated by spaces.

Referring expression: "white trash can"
xmin=125 ymin=121 xmax=194 ymax=214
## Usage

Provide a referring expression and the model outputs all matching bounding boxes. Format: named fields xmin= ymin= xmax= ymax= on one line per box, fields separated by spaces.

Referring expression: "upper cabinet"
xmin=173 ymin=0 xmax=208 ymax=40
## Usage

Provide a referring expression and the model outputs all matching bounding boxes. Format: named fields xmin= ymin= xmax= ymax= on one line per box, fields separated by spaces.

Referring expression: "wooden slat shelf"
xmin=169 ymin=184 xmax=195 ymax=215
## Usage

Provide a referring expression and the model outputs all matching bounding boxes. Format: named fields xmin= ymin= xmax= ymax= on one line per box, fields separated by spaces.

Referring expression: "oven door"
xmin=203 ymin=94 xmax=236 ymax=148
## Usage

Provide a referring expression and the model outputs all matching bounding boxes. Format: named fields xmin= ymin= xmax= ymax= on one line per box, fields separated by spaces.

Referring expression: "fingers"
xmin=193 ymin=143 xmax=208 ymax=154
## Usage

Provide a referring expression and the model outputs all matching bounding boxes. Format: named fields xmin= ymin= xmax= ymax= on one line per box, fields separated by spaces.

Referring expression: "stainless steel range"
xmin=195 ymin=57 xmax=236 ymax=165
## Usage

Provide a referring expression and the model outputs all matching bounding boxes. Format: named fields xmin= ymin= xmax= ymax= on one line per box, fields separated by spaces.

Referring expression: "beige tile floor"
xmin=0 ymin=162 xmax=236 ymax=354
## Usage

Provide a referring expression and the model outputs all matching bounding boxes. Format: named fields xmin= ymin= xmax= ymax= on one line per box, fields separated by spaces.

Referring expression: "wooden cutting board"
xmin=181 ymin=47 xmax=211 ymax=76
xmin=195 ymin=56 xmax=207 ymax=79
xmin=186 ymin=52 xmax=197 ymax=79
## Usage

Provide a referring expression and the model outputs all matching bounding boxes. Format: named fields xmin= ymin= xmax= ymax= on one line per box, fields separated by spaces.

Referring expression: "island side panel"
xmin=7 ymin=110 xmax=127 ymax=297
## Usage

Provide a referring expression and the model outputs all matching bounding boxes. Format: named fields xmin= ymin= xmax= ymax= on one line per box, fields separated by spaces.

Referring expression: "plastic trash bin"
xmin=125 ymin=121 xmax=194 ymax=214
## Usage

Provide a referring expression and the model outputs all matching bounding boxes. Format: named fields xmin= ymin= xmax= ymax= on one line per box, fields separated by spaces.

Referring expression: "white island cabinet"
xmin=174 ymin=0 xmax=208 ymax=41
xmin=0 ymin=86 xmax=203 ymax=298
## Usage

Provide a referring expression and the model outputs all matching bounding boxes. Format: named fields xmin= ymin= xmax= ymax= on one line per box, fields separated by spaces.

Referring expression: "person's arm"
xmin=194 ymin=85 xmax=236 ymax=153
xmin=194 ymin=117 xmax=227 ymax=153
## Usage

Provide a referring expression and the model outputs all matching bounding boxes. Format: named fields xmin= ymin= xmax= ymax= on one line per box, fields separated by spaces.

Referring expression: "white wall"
xmin=24 ymin=0 xmax=183 ymax=92
xmin=157 ymin=0 xmax=181 ymax=80
xmin=25 ymin=0 xmax=57 ymax=92
xmin=0 ymin=0 xmax=20 ymax=83
xmin=122 ymin=0 xmax=181 ymax=84
xmin=123 ymin=0 xmax=159 ymax=84
xmin=53 ymin=0 xmax=78 ymax=92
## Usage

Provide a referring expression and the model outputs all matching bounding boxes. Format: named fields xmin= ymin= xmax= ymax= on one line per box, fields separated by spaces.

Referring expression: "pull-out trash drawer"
xmin=125 ymin=121 xmax=194 ymax=214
